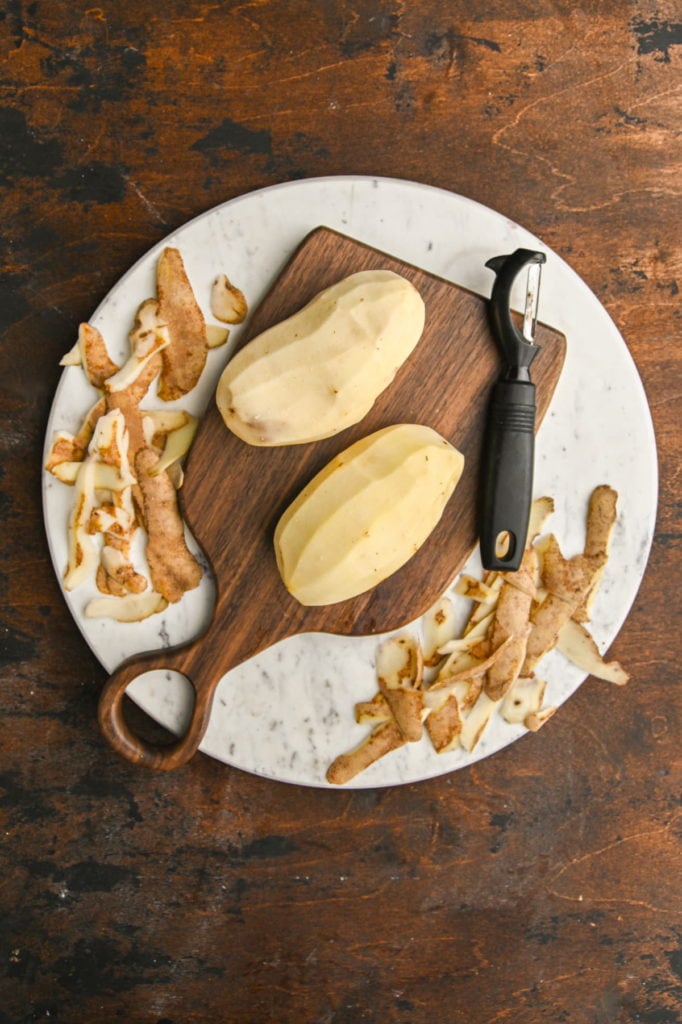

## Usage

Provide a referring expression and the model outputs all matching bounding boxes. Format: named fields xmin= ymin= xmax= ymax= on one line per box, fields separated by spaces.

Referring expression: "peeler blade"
xmin=522 ymin=261 xmax=542 ymax=343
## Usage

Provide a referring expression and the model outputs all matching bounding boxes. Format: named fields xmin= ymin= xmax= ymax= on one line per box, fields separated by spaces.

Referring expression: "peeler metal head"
xmin=485 ymin=248 xmax=546 ymax=379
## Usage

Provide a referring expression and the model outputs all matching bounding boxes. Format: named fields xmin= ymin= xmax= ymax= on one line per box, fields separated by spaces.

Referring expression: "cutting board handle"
xmin=97 ymin=587 xmax=296 ymax=769
xmin=97 ymin=640 xmax=218 ymax=770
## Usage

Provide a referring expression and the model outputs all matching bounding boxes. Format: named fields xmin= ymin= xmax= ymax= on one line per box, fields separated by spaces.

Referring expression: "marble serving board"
xmin=43 ymin=177 xmax=657 ymax=787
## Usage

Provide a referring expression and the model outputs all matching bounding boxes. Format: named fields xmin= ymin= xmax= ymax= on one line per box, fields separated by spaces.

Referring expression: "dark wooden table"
xmin=2 ymin=3 xmax=680 ymax=1021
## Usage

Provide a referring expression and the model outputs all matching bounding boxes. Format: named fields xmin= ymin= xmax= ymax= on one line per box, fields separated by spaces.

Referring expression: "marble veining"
xmin=42 ymin=176 xmax=658 ymax=788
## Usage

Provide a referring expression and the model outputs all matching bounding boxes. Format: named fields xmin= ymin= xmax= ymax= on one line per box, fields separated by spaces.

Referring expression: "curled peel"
xmin=327 ymin=488 xmax=626 ymax=782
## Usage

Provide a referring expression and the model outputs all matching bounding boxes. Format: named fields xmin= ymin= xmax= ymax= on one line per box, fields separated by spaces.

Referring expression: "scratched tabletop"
xmin=1 ymin=3 xmax=680 ymax=1022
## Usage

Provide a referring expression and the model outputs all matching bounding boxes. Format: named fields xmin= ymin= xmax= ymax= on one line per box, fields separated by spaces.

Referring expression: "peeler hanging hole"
xmin=494 ymin=530 xmax=517 ymax=562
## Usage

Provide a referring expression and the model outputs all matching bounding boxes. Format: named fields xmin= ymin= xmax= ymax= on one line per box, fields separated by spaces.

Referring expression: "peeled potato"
xmin=274 ymin=424 xmax=464 ymax=606
xmin=216 ymin=270 xmax=425 ymax=446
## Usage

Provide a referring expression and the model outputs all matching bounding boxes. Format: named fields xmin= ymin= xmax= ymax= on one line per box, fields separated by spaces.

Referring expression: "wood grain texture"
xmin=1 ymin=0 xmax=680 ymax=1021
xmin=182 ymin=227 xmax=564 ymax=641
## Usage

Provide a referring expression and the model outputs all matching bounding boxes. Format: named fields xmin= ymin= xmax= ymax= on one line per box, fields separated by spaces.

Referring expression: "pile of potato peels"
xmin=45 ymin=248 xmax=247 ymax=621
xmin=327 ymin=486 xmax=629 ymax=784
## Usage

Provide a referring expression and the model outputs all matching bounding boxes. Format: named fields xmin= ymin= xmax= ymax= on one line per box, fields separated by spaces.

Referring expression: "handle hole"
xmin=121 ymin=694 xmax=179 ymax=748
xmin=126 ymin=670 xmax=196 ymax=740
xmin=495 ymin=530 xmax=517 ymax=562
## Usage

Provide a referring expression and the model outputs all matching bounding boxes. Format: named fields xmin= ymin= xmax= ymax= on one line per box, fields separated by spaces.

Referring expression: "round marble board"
xmin=43 ymin=176 xmax=657 ymax=788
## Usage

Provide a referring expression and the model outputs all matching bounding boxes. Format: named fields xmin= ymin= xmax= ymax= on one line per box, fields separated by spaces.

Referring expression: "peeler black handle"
xmin=479 ymin=378 xmax=536 ymax=571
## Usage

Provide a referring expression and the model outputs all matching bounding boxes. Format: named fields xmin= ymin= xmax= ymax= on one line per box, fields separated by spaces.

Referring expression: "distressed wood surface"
xmin=1 ymin=2 xmax=680 ymax=1022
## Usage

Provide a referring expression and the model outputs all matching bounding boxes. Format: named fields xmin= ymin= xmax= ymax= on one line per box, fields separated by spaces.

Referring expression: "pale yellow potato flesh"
xmin=216 ymin=270 xmax=425 ymax=446
xmin=274 ymin=424 xmax=464 ymax=606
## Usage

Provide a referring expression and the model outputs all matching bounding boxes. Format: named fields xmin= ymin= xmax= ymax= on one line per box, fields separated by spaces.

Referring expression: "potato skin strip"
xmin=526 ymin=496 xmax=555 ymax=545
xmin=211 ymin=273 xmax=248 ymax=324
xmin=106 ymin=357 xmax=163 ymax=515
xmin=100 ymin=539 xmax=147 ymax=596
xmin=426 ymin=695 xmax=462 ymax=753
xmin=422 ymin=596 xmax=457 ymax=667
xmin=384 ymin=688 xmax=424 ymax=743
xmin=522 ymin=594 xmax=573 ymax=676
xmin=355 ymin=693 xmax=391 ymax=724
xmin=85 ymin=591 xmax=168 ymax=622
xmin=327 ymin=484 xmax=625 ymax=782
xmin=105 ymin=302 xmax=169 ymax=394
xmin=541 ymin=535 xmax=596 ymax=604
xmin=525 ymin=706 xmax=557 ymax=732
xmin=557 ymin=618 xmax=630 ymax=685
xmin=501 ymin=676 xmax=547 ymax=724
xmin=135 ymin=448 xmax=202 ymax=603
xmin=463 ymin=575 xmax=502 ymax=634
xmin=49 ymin=251 xmax=247 ymax=623
xmin=206 ymin=324 xmax=230 ymax=348
xmin=326 ymin=721 xmax=406 ymax=785
xmin=584 ymin=486 xmax=618 ymax=561
xmin=79 ymin=322 xmax=120 ymax=388
xmin=376 ymin=634 xmax=424 ymax=742
xmin=422 ymin=641 xmax=510 ymax=755
xmin=459 ymin=692 xmax=501 ymax=752
xmin=522 ymin=536 xmax=599 ymax=675
xmin=45 ymin=398 xmax=107 ymax=472
xmin=149 ymin=416 xmax=198 ymax=476
xmin=485 ymin=547 xmax=537 ymax=700
xmin=454 ymin=575 xmax=498 ymax=603
xmin=88 ymin=408 xmax=142 ymax=597
xmin=575 ymin=485 xmax=618 ymax=622
xmin=63 ymin=458 xmax=99 ymax=590
xmin=431 ymin=637 xmax=511 ymax=690
xmin=156 ymin=247 xmax=207 ymax=401
xmin=59 ymin=337 xmax=82 ymax=366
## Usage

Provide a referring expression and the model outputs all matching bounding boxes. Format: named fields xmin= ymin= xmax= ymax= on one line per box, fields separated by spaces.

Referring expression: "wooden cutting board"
xmin=98 ymin=226 xmax=566 ymax=768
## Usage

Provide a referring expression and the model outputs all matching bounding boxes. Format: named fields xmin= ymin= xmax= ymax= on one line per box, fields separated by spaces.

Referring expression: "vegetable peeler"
xmin=479 ymin=248 xmax=546 ymax=571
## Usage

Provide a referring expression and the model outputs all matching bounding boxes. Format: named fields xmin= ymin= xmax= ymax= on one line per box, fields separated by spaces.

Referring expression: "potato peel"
xmin=556 ymin=618 xmax=629 ymax=685
xmin=211 ymin=273 xmax=248 ymax=324
xmin=522 ymin=536 xmax=600 ymax=675
xmin=525 ymin=706 xmax=557 ymax=732
xmin=45 ymin=398 xmax=107 ymax=472
xmin=156 ymin=247 xmax=207 ymax=401
xmin=501 ymin=676 xmax=547 ymax=724
xmin=326 ymin=720 xmax=406 ymax=786
xmin=355 ymin=693 xmax=391 ymax=725
xmin=459 ymin=692 xmax=501 ymax=753
xmin=63 ymin=409 xmax=134 ymax=591
xmin=425 ymin=695 xmax=462 ymax=753
xmin=328 ymin=485 xmax=626 ymax=783
xmin=422 ymin=596 xmax=457 ymax=666
xmin=575 ymin=485 xmax=618 ymax=622
xmin=527 ymin=495 xmax=555 ymax=544
xmin=64 ymin=458 xmax=100 ymax=591
xmin=51 ymin=461 xmax=132 ymax=489
xmin=105 ymin=299 xmax=170 ymax=393
xmin=148 ymin=415 xmax=198 ymax=477
xmin=485 ymin=547 xmax=537 ymax=700
xmin=135 ymin=448 xmax=202 ymax=603
xmin=85 ymin=590 xmax=168 ymax=622
xmin=206 ymin=324 xmax=230 ymax=348
xmin=49 ymin=247 xmax=248 ymax=620
xmin=59 ymin=337 xmax=83 ymax=367
xmin=376 ymin=634 xmax=424 ymax=742
xmin=79 ymin=322 xmax=120 ymax=388
xmin=432 ymin=637 xmax=510 ymax=690
xmin=454 ymin=575 xmax=498 ymax=603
